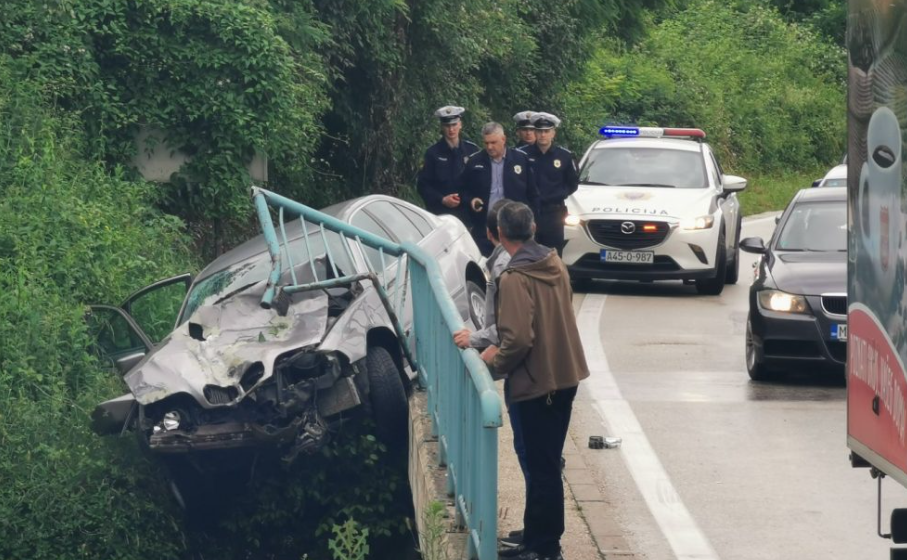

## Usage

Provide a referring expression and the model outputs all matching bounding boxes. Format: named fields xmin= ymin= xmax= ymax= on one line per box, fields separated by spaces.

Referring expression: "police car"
xmin=562 ymin=126 xmax=747 ymax=295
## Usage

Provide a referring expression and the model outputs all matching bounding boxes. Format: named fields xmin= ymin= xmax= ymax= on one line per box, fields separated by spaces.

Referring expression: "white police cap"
xmin=513 ymin=111 xmax=535 ymax=129
xmin=532 ymin=112 xmax=561 ymax=130
xmin=434 ymin=105 xmax=465 ymax=124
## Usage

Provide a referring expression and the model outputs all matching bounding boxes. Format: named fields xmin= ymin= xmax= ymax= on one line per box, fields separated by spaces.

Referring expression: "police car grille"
xmin=586 ymin=220 xmax=670 ymax=249
xmin=820 ymin=295 xmax=847 ymax=316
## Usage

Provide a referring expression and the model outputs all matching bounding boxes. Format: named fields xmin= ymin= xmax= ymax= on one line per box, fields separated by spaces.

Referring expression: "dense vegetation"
xmin=0 ymin=0 xmax=845 ymax=558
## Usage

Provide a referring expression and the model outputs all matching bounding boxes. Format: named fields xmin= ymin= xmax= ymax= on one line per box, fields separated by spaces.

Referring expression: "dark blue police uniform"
xmin=416 ymin=137 xmax=479 ymax=222
xmin=522 ymin=143 xmax=578 ymax=254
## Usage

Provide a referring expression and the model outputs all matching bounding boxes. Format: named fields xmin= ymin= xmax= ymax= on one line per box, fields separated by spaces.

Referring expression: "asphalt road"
xmin=569 ymin=214 xmax=907 ymax=560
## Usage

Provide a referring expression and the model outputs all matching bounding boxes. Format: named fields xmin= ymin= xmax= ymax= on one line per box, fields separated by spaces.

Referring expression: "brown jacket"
xmin=493 ymin=241 xmax=589 ymax=402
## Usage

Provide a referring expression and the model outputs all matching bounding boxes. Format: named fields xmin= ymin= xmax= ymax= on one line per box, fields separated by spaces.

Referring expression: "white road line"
xmin=578 ymin=294 xmax=720 ymax=560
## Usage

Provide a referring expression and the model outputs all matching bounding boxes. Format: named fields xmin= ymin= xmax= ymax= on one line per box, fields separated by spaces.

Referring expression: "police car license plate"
xmin=831 ymin=324 xmax=847 ymax=341
xmin=600 ymin=250 xmax=654 ymax=264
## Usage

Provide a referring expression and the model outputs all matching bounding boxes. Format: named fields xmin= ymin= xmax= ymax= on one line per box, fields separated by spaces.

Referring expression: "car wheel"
xmin=725 ymin=215 xmax=742 ymax=285
xmin=366 ymin=346 xmax=408 ymax=451
xmin=466 ymin=280 xmax=486 ymax=330
xmin=695 ymin=225 xmax=727 ymax=295
xmin=746 ymin=316 xmax=774 ymax=381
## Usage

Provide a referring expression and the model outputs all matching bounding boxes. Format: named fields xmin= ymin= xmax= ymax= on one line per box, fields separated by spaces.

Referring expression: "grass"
xmin=738 ymin=167 xmax=828 ymax=216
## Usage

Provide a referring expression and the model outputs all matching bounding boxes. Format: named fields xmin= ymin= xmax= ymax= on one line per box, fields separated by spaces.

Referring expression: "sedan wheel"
xmin=466 ymin=280 xmax=486 ymax=330
xmin=746 ymin=316 xmax=774 ymax=381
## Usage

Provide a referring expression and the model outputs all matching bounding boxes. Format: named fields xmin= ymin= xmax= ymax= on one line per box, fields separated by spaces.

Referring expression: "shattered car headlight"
xmin=153 ymin=411 xmax=182 ymax=434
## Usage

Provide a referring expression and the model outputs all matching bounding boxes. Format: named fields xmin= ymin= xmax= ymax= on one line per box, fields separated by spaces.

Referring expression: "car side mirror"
xmin=812 ymin=179 xmax=821 ymax=188
xmin=740 ymin=237 xmax=767 ymax=254
xmin=722 ymin=174 xmax=747 ymax=193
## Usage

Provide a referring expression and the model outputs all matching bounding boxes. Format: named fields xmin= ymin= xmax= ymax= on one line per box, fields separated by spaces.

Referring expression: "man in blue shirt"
xmin=458 ymin=122 xmax=539 ymax=255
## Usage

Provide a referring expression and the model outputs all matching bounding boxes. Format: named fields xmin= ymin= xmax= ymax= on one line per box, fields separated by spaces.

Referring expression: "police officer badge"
xmin=554 ymin=159 xmax=562 ymax=169
xmin=514 ymin=165 xmax=522 ymax=175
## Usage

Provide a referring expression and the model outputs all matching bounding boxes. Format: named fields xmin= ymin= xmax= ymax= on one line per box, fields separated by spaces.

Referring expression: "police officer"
xmin=521 ymin=112 xmax=578 ymax=255
xmin=513 ymin=111 xmax=537 ymax=149
xmin=417 ymin=106 xmax=479 ymax=223
xmin=457 ymin=122 xmax=539 ymax=256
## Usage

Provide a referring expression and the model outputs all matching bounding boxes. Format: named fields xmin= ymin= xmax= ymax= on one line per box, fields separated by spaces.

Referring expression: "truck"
xmin=848 ymin=1 xmax=907 ymax=557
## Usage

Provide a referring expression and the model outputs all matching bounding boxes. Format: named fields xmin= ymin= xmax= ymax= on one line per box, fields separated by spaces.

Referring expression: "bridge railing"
xmin=251 ymin=187 xmax=502 ymax=560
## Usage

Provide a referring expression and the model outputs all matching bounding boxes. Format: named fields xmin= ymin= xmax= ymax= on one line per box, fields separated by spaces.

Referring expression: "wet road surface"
xmin=569 ymin=214 xmax=907 ymax=560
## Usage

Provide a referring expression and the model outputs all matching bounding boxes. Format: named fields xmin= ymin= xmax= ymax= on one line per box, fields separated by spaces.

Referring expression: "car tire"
xmin=695 ymin=225 xmax=727 ymax=295
xmin=746 ymin=315 xmax=774 ymax=381
xmin=466 ymin=280 xmax=486 ymax=330
xmin=366 ymin=346 xmax=408 ymax=451
xmin=725 ymin=215 xmax=742 ymax=285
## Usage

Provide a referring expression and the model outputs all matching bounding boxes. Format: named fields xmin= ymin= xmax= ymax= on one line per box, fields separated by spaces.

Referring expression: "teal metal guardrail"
xmin=250 ymin=187 xmax=502 ymax=560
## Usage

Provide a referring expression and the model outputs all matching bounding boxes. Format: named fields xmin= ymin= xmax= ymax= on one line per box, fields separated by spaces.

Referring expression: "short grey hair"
xmin=481 ymin=122 xmax=505 ymax=137
xmin=498 ymin=202 xmax=535 ymax=243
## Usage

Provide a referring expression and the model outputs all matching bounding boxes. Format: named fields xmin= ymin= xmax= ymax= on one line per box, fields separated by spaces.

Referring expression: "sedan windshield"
xmin=776 ymin=202 xmax=846 ymax=252
xmin=179 ymin=228 xmax=354 ymax=323
xmin=580 ymin=147 xmax=708 ymax=189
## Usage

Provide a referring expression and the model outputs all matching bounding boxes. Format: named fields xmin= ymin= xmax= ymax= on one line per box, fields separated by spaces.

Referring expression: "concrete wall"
xmin=409 ymin=389 xmax=470 ymax=560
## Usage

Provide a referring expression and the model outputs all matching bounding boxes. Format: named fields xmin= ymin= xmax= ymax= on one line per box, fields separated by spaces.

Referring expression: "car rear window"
xmin=776 ymin=202 xmax=846 ymax=252
xmin=580 ymin=147 xmax=707 ymax=189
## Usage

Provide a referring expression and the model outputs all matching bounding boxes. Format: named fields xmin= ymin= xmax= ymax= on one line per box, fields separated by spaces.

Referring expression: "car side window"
xmin=364 ymin=200 xmax=425 ymax=244
xmin=707 ymin=151 xmax=722 ymax=189
xmin=395 ymin=204 xmax=434 ymax=237
xmin=350 ymin=209 xmax=396 ymax=271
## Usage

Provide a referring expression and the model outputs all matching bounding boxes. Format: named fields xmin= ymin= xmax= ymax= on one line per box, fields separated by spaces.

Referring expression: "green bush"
xmin=559 ymin=0 xmax=845 ymax=175
xmin=0 ymin=58 xmax=193 ymax=559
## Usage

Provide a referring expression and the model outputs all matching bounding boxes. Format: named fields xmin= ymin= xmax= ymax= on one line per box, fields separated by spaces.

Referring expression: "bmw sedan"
xmin=87 ymin=194 xmax=487 ymax=509
xmin=741 ymin=187 xmax=847 ymax=380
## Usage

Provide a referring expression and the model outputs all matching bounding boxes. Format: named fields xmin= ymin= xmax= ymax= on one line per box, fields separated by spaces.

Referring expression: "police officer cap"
xmin=513 ymin=111 xmax=535 ymax=129
xmin=434 ymin=105 xmax=465 ymax=124
xmin=532 ymin=112 xmax=561 ymax=130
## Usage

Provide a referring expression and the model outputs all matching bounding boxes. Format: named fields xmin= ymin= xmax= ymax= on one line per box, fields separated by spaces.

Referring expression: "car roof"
xmin=589 ymin=137 xmax=704 ymax=153
xmin=795 ymin=186 xmax=846 ymax=203
xmin=194 ymin=194 xmax=415 ymax=282
xmin=822 ymin=164 xmax=847 ymax=180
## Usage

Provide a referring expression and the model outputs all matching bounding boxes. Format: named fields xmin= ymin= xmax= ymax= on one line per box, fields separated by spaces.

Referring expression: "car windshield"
xmin=179 ymin=227 xmax=353 ymax=323
xmin=776 ymin=202 xmax=846 ymax=252
xmin=820 ymin=178 xmax=847 ymax=188
xmin=579 ymin=147 xmax=707 ymax=189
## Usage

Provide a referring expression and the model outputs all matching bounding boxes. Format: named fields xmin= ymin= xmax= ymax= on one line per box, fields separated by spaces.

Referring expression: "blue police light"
xmin=599 ymin=126 xmax=640 ymax=138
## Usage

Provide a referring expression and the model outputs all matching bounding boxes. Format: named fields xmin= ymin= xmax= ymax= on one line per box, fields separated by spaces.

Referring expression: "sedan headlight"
xmin=758 ymin=290 xmax=809 ymax=313
xmin=161 ymin=411 xmax=181 ymax=431
xmin=564 ymin=214 xmax=582 ymax=226
xmin=680 ymin=215 xmax=715 ymax=230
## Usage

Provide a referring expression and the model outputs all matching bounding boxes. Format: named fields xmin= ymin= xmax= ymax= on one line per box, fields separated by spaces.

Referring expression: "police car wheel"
xmin=695 ymin=225 xmax=727 ymax=295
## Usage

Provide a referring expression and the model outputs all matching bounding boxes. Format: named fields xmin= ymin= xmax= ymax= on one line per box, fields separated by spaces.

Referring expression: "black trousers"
xmin=536 ymin=205 xmax=566 ymax=256
xmin=516 ymin=385 xmax=578 ymax=555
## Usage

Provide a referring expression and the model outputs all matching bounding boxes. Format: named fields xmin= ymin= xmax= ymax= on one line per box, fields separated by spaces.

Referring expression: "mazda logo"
xmin=620 ymin=221 xmax=636 ymax=234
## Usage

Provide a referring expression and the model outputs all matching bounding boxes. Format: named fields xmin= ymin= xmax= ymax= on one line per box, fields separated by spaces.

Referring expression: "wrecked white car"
xmin=88 ymin=194 xmax=486 ymax=507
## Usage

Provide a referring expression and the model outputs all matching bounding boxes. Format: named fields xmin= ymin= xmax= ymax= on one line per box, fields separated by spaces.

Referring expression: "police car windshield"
xmin=776 ymin=202 xmax=846 ymax=252
xmin=580 ymin=147 xmax=707 ymax=189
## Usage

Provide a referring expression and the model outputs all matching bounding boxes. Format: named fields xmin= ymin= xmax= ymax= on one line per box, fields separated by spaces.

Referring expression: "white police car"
xmin=562 ymin=126 xmax=747 ymax=295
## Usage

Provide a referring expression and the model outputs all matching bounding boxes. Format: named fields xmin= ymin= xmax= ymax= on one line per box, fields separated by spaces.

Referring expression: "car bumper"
xmin=749 ymin=296 xmax=846 ymax=371
xmin=562 ymin=219 xmax=720 ymax=280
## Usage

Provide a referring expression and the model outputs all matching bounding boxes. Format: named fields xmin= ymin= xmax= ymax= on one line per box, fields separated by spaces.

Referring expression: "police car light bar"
xmin=599 ymin=126 xmax=706 ymax=139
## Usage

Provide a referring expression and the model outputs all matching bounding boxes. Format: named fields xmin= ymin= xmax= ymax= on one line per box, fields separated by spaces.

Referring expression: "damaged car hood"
xmin=125 ymin=282 xmax=329 ymax=407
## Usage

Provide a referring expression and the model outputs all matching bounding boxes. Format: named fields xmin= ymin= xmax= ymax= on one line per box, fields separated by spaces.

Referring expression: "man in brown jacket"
xmin=481 ymin=201 xmax=589 ymax=560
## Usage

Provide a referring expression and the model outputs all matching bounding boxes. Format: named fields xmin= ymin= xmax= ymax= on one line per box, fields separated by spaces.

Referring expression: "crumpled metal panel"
xmin=125 ymin=280 xmax=329 ymax=407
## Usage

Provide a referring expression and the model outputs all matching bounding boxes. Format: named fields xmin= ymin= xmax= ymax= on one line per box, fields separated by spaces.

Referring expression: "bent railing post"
xmin=250 ymin=187 xmax=502 ymax=560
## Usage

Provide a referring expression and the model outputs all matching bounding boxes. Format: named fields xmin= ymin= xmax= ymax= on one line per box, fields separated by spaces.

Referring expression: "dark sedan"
xmin=741 ymin=187 xmax=847 ymax=380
